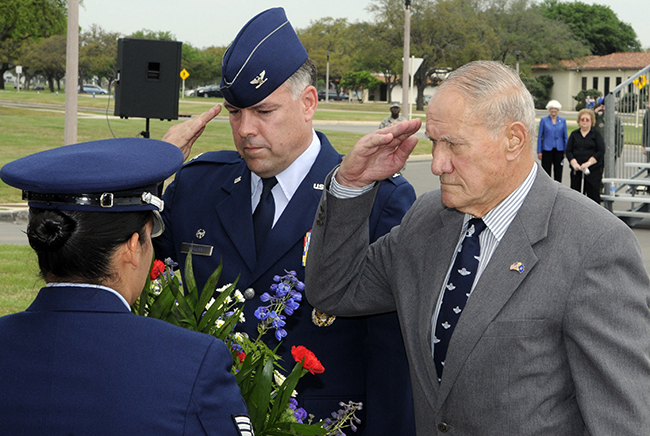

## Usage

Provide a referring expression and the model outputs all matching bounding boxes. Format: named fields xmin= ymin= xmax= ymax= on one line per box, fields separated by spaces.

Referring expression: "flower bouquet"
xmin=132 ymin=253 xmax=361 ymax=436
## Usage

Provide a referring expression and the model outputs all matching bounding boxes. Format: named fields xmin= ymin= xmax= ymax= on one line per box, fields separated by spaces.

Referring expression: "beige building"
xmin=532 ymin=52 xmax=650 ymax=110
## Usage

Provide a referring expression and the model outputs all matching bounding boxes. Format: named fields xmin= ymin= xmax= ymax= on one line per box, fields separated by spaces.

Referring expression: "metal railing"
xmin=601 ymin=65 xmax=650 ymax=226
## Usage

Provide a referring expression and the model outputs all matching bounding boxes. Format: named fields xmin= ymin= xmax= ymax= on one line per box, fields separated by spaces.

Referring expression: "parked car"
xmin=184 ymin=89 xmax=196 ymax=97
xmin=32 ymin=85 xmax=44 ymax=91
xmin=79 ymin=84 xmax=108 ymax=94
xmin=196 ymin=85 xmax=222 ymax=98
xmin=318 ymin=90 xmax=343 ymax=101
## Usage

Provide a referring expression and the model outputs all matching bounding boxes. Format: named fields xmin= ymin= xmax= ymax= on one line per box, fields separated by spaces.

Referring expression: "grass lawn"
xmin=0 ymin=245 xmax=43 ymax=316
xmin=0 ymin=90 xmax=430 ymax=203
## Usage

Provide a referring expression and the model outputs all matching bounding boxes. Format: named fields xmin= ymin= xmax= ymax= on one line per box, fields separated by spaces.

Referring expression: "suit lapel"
xmin=435 ymin=170 xmax=557 ymax=406
xmin=251 ymin=133 xmax=342 ymax=282
xmin=215 ymin=163 xmax=257 ymax=272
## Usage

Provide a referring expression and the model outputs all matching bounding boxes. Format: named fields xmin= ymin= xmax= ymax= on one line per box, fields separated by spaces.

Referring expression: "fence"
xmin=601 ymin=65 xmax=650 ymax=226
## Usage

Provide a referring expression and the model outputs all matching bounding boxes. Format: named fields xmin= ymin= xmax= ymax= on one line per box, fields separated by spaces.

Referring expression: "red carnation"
xmin=291 ymin=345 xmax=324 ymax=374
xmin=150 ymin=259 xmax=165 ymax=281
xmin=237 ymin=352 xmax=246 ymax=363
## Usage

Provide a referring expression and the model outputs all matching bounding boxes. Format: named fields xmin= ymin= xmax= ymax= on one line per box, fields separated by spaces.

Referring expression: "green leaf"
xmin=196 ymin=259 xmax=223 ymax=318
xmin=286 ymin=422 xmax=329 ymax=435
xmin=249 ymin=358 xmax=274 ymax=433
xmin=268 ymin=359 xmax=307 ymax=426
xmin=183 ymin=249 xmax=198 ymax=309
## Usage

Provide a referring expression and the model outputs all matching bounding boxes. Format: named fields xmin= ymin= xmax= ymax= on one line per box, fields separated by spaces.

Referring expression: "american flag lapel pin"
xmin=509 ymin=262 xmax=524 ymax=274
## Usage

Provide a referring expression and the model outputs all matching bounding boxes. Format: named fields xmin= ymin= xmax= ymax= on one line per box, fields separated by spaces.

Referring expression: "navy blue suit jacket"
xmin=154 ymin=132 xmax=416 ymax=435
xmin=0 ymin=286 xmax=249 ymax=436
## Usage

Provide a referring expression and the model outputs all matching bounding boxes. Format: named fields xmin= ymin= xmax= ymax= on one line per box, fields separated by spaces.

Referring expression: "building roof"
xmin=533 ymin=52 xmax=650 ymax=71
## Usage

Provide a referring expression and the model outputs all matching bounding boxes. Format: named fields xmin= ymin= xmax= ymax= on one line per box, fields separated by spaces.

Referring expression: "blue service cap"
xmin=220 ymin=7 xmax=308 ymax=108
xmin=0 ymin=138 xmax=184 ymax=237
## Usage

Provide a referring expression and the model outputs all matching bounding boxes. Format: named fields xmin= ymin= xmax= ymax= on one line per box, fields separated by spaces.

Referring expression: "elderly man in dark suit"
xmin=154 ymin=7 xmax=416 ymax=434
xmin=305 ymin=60 xmax=650 ymax=435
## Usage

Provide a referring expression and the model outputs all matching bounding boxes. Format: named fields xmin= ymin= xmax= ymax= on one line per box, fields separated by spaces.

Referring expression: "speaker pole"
xmin=140 ymin=118 xmax=150 ymax=138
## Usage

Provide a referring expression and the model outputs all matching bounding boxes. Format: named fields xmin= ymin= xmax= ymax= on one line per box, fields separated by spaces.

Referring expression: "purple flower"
xmin=275 ymin=328 xmax=287 ymax=341
xmin=273 ymin=275 xmax=281 ymax=282
xmin=254 ymin=307 xmax=269 ymax=320
xmin=260 ymin=292 xmax=272 ymax=302
xmin=294 ymin=407 xmax=307 ymax=423
xmin=288 ymin=398 xmax=298 ymax=410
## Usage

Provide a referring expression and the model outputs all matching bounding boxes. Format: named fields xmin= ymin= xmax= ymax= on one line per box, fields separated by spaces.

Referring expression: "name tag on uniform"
xmin=180 ymin=243 xmax=214 ymax=256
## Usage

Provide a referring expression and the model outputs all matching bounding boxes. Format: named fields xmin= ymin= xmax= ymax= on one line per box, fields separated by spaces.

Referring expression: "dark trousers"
xmin=570 ymin=167 xmax=602 ymax=203
xmin=541 ymin=149 xmax=565 ymax=183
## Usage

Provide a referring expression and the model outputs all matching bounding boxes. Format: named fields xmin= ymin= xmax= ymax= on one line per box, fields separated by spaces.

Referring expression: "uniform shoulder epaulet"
xmin=383 ymin=171 xmax=408 ymax=186
xmin=183 ymin=150 xmax=242 ymax=167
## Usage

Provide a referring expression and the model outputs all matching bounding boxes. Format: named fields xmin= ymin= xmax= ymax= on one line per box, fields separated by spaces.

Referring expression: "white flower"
xmin=216 ymin=283 xmax=233 ymax=293
xmin=215 ymin=319 xmax=225 ymax=328
xmin=234 ymin=290 xmax=245 ymax=303
xmin=205 ymin=297 xmax=216 ymax=310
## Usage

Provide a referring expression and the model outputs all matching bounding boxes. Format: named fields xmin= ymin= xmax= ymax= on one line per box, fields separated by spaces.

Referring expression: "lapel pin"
xmin=510 ymin=262 xmax=524 ymax=274
xmin=313 ymin=183 xmax=324 ymax=190
xmin=234 ymin=176 xmax=242 ymax=184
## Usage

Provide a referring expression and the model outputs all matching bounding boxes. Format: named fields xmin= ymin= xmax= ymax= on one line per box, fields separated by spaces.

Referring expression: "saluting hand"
xmin=336 ymin=119 xmax=422 ymax=188
xmin=163 ymin=105 xmax=222 ymax=161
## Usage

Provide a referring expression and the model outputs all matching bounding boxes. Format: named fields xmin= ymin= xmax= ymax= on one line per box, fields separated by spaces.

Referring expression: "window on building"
xmin=604 ymin=77 xmax=610 ymax=95
xmin=592 ymin=77 xmax=599 ymax=90
xmin=616 ymin=77 xmax=622 ymax=86
xmin=582 ymin=77 xmax=587 ymax=90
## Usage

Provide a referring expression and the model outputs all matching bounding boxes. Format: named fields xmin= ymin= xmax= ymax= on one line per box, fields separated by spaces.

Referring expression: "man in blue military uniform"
xmin=154 ymin=7 xmax=416 ymax=435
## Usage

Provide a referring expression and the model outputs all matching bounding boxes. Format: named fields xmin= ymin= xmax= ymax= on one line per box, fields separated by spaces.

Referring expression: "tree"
xmin=0 ymin=0 xmax=66 ymax=42
xmin=348 ymin=21 xmax=403 ymax=102
xmin=479 ymin=0 xmax=589 ymax=70
xmin=19 ymin=34 xmax=66 ymax=92
xmin=369 ymin=0 xmax=497 ymax=110
xmin=298 ymin=18 xmax=356 ymax=92
xmin=0 ymin=38 xmax=24 ymax=90
xmin=128 ymin=29 xmax=177 ymax=41
xmin=539 ymin=0 xmax=641 ymax=55
xmin=340 ymin=70 xmax=382 ymax=101
xmin=80 ymin=25 xmax=120 ymax=90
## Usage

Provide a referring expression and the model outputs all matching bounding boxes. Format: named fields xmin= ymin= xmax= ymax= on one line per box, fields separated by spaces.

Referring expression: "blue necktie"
xmin=253 ymin=177 xmax=277 ymax=257
xmin=433 ymin=218 xmax=486 ymax=380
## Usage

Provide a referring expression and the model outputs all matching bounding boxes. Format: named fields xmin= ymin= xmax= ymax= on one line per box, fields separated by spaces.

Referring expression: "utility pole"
xmin=401 ymin=0 xmax=411 ymax=112
xmin=325 ymin=51 xmax=330 ymax=104
xmin=64 ymin=0 xmax=79 ymax=145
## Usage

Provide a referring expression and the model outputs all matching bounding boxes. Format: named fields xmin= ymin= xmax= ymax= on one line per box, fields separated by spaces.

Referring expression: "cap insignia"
xmin=250 ymin=70 xmax=268 ymax=89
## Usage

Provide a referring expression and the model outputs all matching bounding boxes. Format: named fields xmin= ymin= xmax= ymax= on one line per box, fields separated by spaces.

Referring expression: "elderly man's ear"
xmin=505 ymin=122 xmax=528 ymax=161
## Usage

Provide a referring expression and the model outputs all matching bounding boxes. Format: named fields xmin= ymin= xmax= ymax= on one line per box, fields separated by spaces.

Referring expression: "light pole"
xmin=401 ymin=0 xmax=411 ymax=114
xmin=325 ymin=51 xmax=330 ymax=104
xmin=515 ymin=50 xmax=521 ymax=74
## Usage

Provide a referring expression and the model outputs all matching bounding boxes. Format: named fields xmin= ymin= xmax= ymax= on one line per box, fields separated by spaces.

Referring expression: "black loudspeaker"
xmin=114 ymin=38 xmax=182 ymax=120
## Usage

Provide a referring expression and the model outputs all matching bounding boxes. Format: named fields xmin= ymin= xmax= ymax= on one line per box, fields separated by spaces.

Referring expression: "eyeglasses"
xmin=579 ymin=117 xmax=591 ymax=122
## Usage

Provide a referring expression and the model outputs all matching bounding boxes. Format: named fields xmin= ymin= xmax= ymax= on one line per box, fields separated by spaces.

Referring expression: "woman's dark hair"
xmin=27 ymin=208 xmax=152 ymax=283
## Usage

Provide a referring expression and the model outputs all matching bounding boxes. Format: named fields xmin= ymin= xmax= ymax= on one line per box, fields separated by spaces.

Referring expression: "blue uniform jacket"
xmin=0 ymin=286 xmax=249 ymax=436
xmin=537 ymin=115 xmax=568 ymax=154
xmin=154 ymin=131 xmax=417 ymax=435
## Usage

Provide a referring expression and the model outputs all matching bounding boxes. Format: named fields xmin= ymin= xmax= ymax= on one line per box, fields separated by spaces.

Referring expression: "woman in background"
xmin=566 ymin=109 xmax=606 ymax=203
xmin=0 ymin=138 xmax=250 ymax=436
xmin=537 ymin=100 xmax=568 ymax=183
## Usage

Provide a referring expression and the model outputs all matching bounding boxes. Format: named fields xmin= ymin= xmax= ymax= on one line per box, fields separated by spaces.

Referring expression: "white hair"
xmin=439 ymin=61 xmax=537 ymax=146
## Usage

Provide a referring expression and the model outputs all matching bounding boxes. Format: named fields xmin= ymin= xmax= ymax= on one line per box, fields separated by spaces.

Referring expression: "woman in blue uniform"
xmin=0 ymin=138 xmax=251 ymax=436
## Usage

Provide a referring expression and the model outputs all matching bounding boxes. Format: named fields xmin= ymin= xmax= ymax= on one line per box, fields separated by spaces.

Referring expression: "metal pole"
xmin=64 ymin=0 xmax=79 ymax=145
xmin=401 ymin=1 xmax=411 ymax=111
xmin=325 ymin=51 xmax=330 ymax=104
xmin=515 ymin=50 xmax=520 ymax=74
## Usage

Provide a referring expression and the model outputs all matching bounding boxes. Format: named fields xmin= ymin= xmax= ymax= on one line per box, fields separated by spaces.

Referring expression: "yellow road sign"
xmin=633 ymin=75 xmax=647 ymax=90
xmin=180 ymin=69 xmax=190 ymax=80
